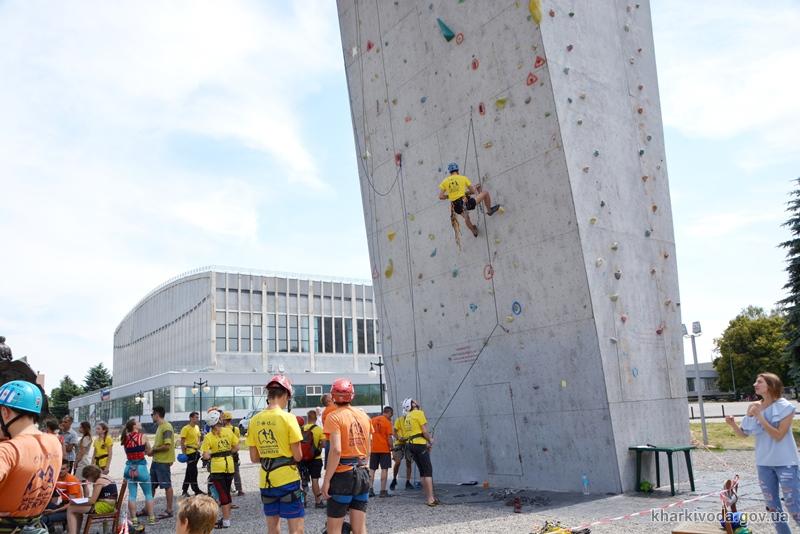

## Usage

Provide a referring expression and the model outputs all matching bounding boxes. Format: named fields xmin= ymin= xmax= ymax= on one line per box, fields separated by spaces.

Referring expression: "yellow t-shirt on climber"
xmin=439 ymin=174 xmax=471 ymax=201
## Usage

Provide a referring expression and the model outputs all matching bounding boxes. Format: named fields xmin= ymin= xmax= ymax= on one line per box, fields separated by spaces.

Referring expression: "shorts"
xmin=92 ymin=501 xmax=115 ymax=515
xmin=392 ymin=444 xmax=408 ymax=463
xmin=260 ymin=481 xmax=305 ymax=519
xmin=208 ymin=473 xmax=233 ymax=506
xmin=300 ymin=459 xmax=323 ymax=479
xmin=407 ymin=444 xmax=433 ymax=478
xmin=369 ymin=453 xmax=391 ymax=470
xmin=327 ymin=467 xmax=370 ymax=519
xmin=452 ymin=196 xmax=476 ymax=214
xmin=150 ymin=462 xmax=172 ymax=489
xmin=125 ymin=462 xmax=154 ymax=502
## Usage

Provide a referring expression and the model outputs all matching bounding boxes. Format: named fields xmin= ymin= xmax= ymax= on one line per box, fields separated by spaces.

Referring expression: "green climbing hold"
xmin=437 ymin=18 xmax=455 ymax=42
xmin=495 ymin=97 xmax=508 ymax=109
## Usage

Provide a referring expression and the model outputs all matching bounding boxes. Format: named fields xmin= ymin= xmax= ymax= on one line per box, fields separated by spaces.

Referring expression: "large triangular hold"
xmin=437 ymin=18 xmax=455 ymax=42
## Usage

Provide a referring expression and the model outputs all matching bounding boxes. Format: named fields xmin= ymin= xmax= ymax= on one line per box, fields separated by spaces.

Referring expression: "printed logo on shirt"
xmin=20 ymin=464 xmax=56 ymax=513
xmin=349 ymin=420 xmax=367 ymax=448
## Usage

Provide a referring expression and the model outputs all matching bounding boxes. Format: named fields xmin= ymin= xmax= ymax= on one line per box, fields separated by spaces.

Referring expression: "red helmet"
xmin=296 ymin=416 xmax=305 ymax=427
xmin=266 ymin=374 xmax=293 ymax=397
xmin=331 ymin=378 xmax=355 ymax=403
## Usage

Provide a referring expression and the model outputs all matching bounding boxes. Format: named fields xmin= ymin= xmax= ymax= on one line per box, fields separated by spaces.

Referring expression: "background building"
xmin=69 ymin=266 xmax=385 ymax=426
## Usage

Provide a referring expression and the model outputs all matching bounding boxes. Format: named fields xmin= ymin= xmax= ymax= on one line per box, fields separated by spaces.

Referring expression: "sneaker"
xmin=379 ymin=490 xmax=389 ymax=498
xmin=147 ymin=516 xmax=156 ymax=526
xmin=390 ymin=480 xmax=397 ymax=491
xmin=214 ymin=520 xmax=229 ymax=529
xmin=415 ymin=482 xmax=423 ymax=489
xmin=369 ymin=488 xmax=376 ymax=498
xmin=487 ymin=204 xmax=501 ymax=216
xmin=405 ymin=481 xmax=414 ymax=490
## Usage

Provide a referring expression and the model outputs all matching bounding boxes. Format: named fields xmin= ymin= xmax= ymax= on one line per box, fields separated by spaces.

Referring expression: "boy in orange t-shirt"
xmin=369 ymin=407 xmax=394 ymax=498
xmin=322 ymin=379 xmax=371 ymax=534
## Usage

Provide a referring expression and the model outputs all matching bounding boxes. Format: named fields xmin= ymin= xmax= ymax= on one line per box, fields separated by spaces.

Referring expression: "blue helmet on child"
xmin=447 ymin=162 xmax=459 ymax=173
xmin=0 ymin=380 xmax=43 ymax=415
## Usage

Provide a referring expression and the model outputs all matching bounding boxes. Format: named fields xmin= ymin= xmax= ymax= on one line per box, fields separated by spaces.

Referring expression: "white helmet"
xmin=402 ymin=398 xmax=413 ymax=415
xmin=205 ymin=410 xmax=221 ymax=427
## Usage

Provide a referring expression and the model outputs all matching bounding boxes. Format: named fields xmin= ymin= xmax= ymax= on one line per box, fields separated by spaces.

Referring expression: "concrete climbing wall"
xmin=337 ymin=0 xmax=689 ymax=493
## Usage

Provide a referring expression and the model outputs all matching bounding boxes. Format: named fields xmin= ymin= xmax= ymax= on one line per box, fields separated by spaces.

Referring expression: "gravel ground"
xmin=83 ymin=446 xmax=770 ymax=533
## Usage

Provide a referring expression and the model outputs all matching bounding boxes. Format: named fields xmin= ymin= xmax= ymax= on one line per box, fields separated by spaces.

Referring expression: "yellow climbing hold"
xmin=385 ymin=259 xmax=394 ymax=278
xmin=387 ymin=231 xmax=396 ymax=241
xmin=560 ymin=380 xmax=567 ymax=389
xmin=408 ymin=214 xmax=416 ymax=221
xmin=505 ymin=315 xmax=515 ymax=323
xmin=529 ymin=0 xmax=542 ymax=24
xmin=495 ymin=97 xmax=508 ymax=110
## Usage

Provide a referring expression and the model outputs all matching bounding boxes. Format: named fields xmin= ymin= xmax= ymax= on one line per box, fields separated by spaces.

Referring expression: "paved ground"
xmin=88 ymin=444 xmax=776 ymax=533
xmin=688 ymin=399 xmax=799 ymax=419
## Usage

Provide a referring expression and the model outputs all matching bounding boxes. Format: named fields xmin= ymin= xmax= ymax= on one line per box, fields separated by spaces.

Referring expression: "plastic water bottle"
xmin=581 ymin=474 xmax=590 ymax=495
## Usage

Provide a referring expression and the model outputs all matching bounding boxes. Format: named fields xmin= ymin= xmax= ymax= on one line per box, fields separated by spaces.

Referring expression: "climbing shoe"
xmin=487 ymin=205 xmax=502 ymax=216
xmin=405 ymin=481 xmax=414 ymax=490
xmin=390 ymin=479 xmax=397 ymax=491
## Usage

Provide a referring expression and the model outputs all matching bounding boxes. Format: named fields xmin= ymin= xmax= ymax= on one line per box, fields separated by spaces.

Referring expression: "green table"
xmin=629 ymin=445 xmax=695 ymax=496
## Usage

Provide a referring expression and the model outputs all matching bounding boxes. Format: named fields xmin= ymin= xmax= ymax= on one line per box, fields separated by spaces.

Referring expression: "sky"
xmin=0 ymin=0 xmax=798 ymax=393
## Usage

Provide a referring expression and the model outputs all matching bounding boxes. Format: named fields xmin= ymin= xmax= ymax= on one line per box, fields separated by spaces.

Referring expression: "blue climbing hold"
xmin=469 ymin=303 xmax=478 ymax=312
xmin=512 ymin=301 xmax=522 ymax=315
xmin=437 ymin=18 xmax=456 ymax=42
xmin=430 ymin=248 xmax=437 ymax=257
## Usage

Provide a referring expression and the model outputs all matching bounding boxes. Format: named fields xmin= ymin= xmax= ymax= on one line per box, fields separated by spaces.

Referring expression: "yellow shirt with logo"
xmin=153 ymin=421 xmax=175 ymax=464
xmin=394 ymin=416 xmax=406 ymax=443
xmin=245 ymin=408 xmax=303 ymax=488
xmin=200 ymin=427 xmax=236 ymax=474
xmin=303 ymin=423 xmax=324 ymax=460
xmin=402 ymin=410 xmax=428 ymax=445
xmin=93 ymin=436 xmax=113 ymax=468
xmin=180 ymin=424 xmax=201 ymax=454
xmin=439 ymin=174 xmax=472 ymax=201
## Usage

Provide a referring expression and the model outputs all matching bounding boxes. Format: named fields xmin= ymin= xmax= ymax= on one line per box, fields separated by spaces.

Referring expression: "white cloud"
xmin=681 ymin=210 xmax=783 ymax=239
xmin=0 ymin=0 xmax=345 ymax=390
xmin=653 ymin=0 xmax=800 ymax=170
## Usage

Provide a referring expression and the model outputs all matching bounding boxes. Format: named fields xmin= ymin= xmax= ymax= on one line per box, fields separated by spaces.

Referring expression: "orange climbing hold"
xmin=534 ymin=55 xmax=546 ymax=68
xmin=526 ymin=72 xmax=538 ymax=86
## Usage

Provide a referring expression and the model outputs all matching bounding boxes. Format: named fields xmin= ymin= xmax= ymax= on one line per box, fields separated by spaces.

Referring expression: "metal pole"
xmin=728 ymin=352 xmax=737 ymax=399
xmin=379 ymin=357 xmax=384 ymax=412
xmin=691 ymin=335 xmax=708 ymax=445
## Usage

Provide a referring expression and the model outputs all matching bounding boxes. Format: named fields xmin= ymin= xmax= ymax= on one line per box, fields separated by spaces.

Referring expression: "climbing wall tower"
xmin=337 ymin=0 xmax=688 ymax=492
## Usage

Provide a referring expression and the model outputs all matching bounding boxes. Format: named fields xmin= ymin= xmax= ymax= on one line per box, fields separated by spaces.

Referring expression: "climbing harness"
xmin=260 ymin=456 xmax=297 ymax=488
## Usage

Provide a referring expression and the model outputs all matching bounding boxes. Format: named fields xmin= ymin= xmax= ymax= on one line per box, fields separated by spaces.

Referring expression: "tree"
xmin=83 ymin=363 xmax=112 ymax=392
xmin=713 ymin=306 xmax=788 ymax=396
xmin=49 ymin=375 xmax=84 ymax=420
xmin=779 ymin=177 xmax=800 ymax=386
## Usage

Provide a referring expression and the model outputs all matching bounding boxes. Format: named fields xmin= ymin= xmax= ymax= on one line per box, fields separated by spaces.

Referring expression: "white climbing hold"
xmin=609 ymin=294 xmax=619 ymax=302
xmin=595 ymin=257 xmax=604 ymax=267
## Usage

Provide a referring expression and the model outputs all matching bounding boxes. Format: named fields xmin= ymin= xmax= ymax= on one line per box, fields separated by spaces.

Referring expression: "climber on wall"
xmin=438 ymin=163 xmax=501 ymax=238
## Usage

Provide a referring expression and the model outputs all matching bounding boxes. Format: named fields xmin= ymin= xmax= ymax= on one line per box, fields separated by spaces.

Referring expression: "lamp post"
xmin=683 ymin=321 xmax=708 ymax=445
xmin=728 ymin=352 xmax=737 ymax=400
xmin=369 ymin=355 xmax=385 ymax=412
xmin=192 ymin=379 xmax=210 ymax=413
xmin=134 ymin=391 xmax=144 ymax=422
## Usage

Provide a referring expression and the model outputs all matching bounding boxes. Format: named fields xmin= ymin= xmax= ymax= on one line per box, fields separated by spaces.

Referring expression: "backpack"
xmin=300 ymin=424 xmax=319 ymax=462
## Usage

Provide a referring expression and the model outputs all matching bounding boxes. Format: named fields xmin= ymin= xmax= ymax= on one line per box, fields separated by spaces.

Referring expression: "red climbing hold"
xmin=534 ymin=55 xmax=546 ymax=68
xmin=404 ymin=115 xmax=412 ymax=123
xmin=483 ymin=264 xmax=494 ymax=280
xmin=455 ymin=32 xmax=464 ymax=45
xmin=478 ymin=102 xmax=486 ymax=115
xmin=366 ymin=40 xmax=374 ymax=52
xmin=526 ymin=72 xmax=538 ymax=86
xmin=471 ymin=58 xmax=480 ymax=70
xmin=372 ymin=266 xmax=379 ymax=279
xmin=395 ymin=153 xmax=402 ymax=166
xmin=548 ymin=9 xmax=555 ymax=17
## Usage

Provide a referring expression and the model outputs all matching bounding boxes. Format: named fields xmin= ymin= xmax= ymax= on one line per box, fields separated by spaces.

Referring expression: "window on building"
xmin=356 ymin=299 xmax=364 ymax=317
xmin=278 ymin=293 xmax=287 ymax=314
xmin=702 ymin=377 xmax=718 ymax=391
xmin=228 ymin=289 xmax=238 ymax=309
xmin=357 ymin=320 xmax=365 ymax=354
xmin=216 ymin=324 xmax=226 ymax=352
xmin=306 ymin=385 xmax=323 ymax=396
xmin=290 ymin=315 xmax=299 ymax=352
xmin=253 ymin=325 xmax=263 ymax=352
xmin=278 ymin=315 xmax=288 ymax=352
xmin=314 ymin=316 xmax=322 ymax=353
xmin=323 ymin=296 xmax=332 ymax=315
xmin=343 ymin=297 xmax=352 ymax=316
xmin=365 ymin=298 xmax=374 ymax=319
xmin=300 ymin=316 xmax=309 ymax=352
xmin=241 ymin=325 xmax=250 ymax=352
xmin=253 ymin=290 xmax=263 ymax=310
xmin=335 ymin=317 xmax=344 ymax=353
xmin=267 ymin=315 xmax=276 ymax=352
xmin=228 ymin=313 xmax=238 ymax=325
xmin=324 ymin=317 xmax=333 ymax=353
xmin=253 ymin=313 xmax=262 ymax=325
xmin=241 ymin=290 xmax=251 ymax=309
xmin=228 ymin=323 xmax=238 ymax=351
xmin=345 ymin=318 xmax=353 ymax=353
xmin=313 ymin=296 xmax=321 ymax=315
xmin=686 ymin=378 xmax=695 ymax=392
xmin=216 ymin=288 xmax=226 ymax=308
xmin=300 ymin=295 xmax=309 ymax=314
xmin=334 ymin=297 xmax=342 ymax=316
xmin=241 ymin=312 xmax=250 ymax=324
xmin=366 ymin=319 xmax=375 ymax=354
xmin=289 ymin=293 xmax=298 ymax=314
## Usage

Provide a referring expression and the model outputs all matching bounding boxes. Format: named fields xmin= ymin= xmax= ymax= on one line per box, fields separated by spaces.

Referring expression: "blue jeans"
xmin=757 ymin=465 xmax=800 ymax=534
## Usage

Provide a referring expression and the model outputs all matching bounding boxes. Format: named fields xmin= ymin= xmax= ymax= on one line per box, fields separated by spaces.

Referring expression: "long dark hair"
xmin=79 ymin=421 xmax=91 ymax=438
xmin=120 ymin=419 xmax=137 ymax=444
xmin=96 ymin=422 xmax=109 ymax=441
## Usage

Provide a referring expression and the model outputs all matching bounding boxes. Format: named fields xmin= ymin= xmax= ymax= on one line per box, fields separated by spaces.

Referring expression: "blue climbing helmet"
xmin=0 ymin=380 xmax=43 ymax=415
xmin=447 ymin=162 xmax=459 ymax=173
